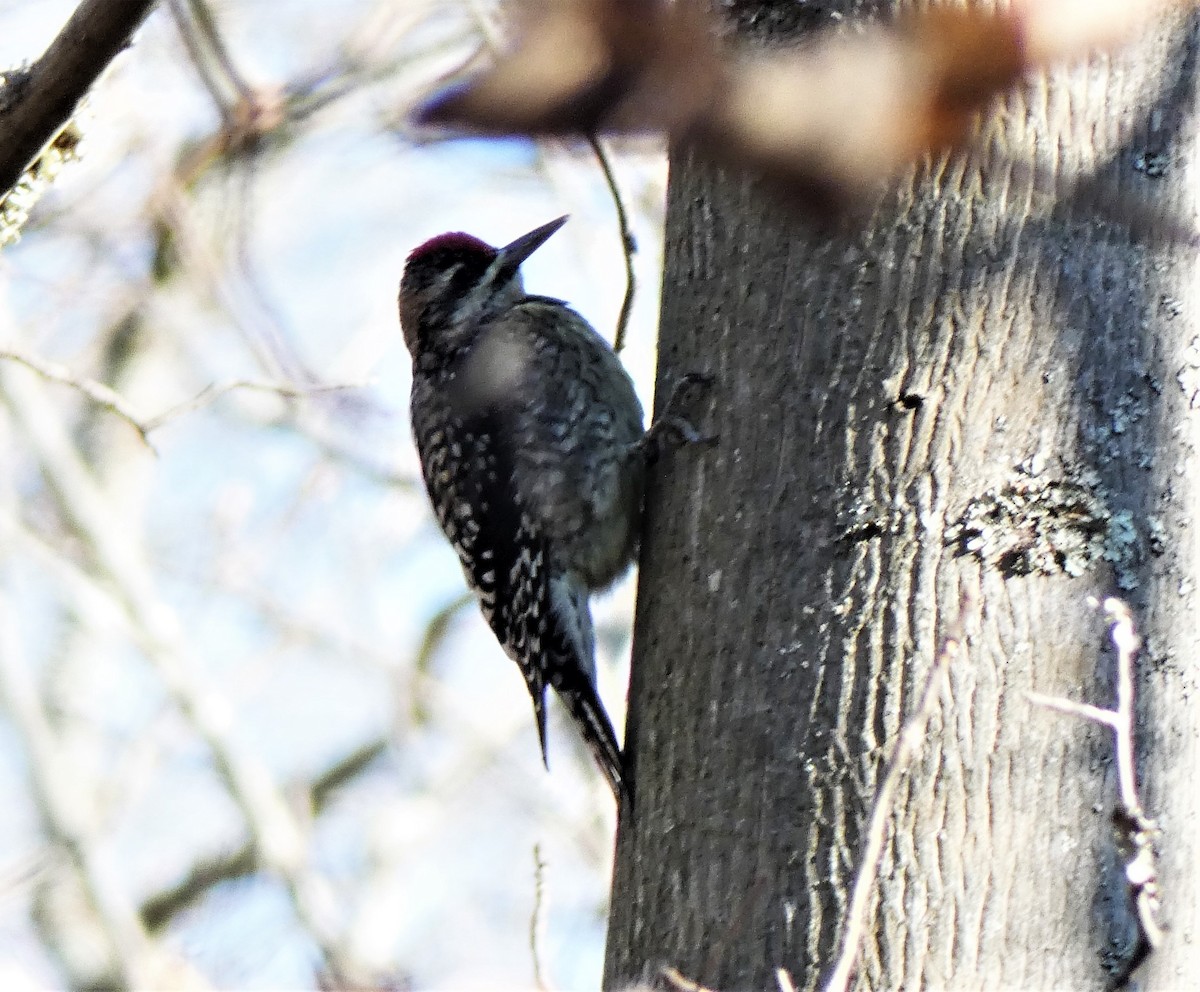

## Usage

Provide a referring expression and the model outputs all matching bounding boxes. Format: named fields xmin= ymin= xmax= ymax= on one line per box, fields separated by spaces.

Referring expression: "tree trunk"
xmin=605 ymin=7 xmax=1199 ymax=990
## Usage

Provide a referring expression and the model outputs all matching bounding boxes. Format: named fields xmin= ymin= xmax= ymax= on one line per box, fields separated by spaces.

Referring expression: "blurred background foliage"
xmin=0 ymin=1 xmax=666 ymax=987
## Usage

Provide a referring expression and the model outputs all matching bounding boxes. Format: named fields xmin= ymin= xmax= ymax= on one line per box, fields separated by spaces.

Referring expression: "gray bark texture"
xmin=605 ymin=5 xmax=1199 ymax=991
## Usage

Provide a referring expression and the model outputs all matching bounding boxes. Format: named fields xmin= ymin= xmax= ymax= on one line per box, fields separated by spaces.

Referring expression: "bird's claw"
xmin=641 ymin=371 xmax=718 ymax=461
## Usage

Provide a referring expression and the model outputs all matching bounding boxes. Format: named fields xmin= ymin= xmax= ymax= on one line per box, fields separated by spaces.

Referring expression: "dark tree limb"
xmin=0 ymin=0 xmax=158 ymax=199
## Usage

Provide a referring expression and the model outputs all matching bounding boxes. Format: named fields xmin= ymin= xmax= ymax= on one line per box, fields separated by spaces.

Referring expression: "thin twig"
xmin=168 ymin=0 xmax=233 ymax=123
xmin=0 ymin=349 xmax=368 ymax=451
xmin=587 ymin=134 xmax=637 ymax=353
xmin=1107 ymin=600 xmax=1142 ymax=816
xmin=0 ymin=348 xmax=155 ymax=449
xmin=823 ymin=631 xmax=961 ymax=992
xmin=1025 ymin=692 xmax=1120 ymax=728
xmin=153 ymin=180 xmax=300 ymax=376
xmin=661 ymin=967 xmax=718 ymax=992
xmin=529 ymin=843 xmax=549 ymax=992
xmin=186 ymin=0 xmax=253 ymax=100
xmin=139 ymin=376 xmax=369 ymax=432
xmin=0 ymin=364 xmax=372 ymax=981
xmin=1027 ymin=597 xmax=1163 ymax=970
xmin=464 ymin=0 xmax=504 ymax=49
xmin=461 ymin=3 xmax=638 ymax=354
xmin=0 ymin=498 xmax=397 ymax=938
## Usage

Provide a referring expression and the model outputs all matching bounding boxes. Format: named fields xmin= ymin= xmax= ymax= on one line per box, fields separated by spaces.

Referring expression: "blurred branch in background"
xmin=0 ymin=346 xmax=368 ymax=452
xmin=140 ymin=738 xmax=389 ymax=933
xmin=0 ymin=0 xmax=1193 ymax=986
xmin=464 ymin=0 xmax=642 ymax=352
xmin=0 ymin=0 xmax=643 ymax=987
xmin=168 ymin=0 xmax=254 ymax=121
xmin=418 ymin=0 xmax=1197 ymax=214
xmin=0 ymin=593 xmax=186 ymax=990
xmin=1 ymin=360 xmax=376 ymax=984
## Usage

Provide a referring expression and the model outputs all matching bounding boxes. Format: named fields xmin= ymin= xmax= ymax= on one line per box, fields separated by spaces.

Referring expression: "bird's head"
xmin=399 ymin=215 xmax=567 ymax=363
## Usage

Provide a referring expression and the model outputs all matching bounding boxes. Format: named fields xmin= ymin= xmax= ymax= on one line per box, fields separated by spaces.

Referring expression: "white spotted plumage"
xmin=401 ymin=218 xmax=644 ymax=802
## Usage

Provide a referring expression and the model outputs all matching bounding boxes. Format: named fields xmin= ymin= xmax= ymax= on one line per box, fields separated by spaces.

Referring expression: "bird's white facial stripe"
xmin=434 ymin=265 xmax=461 ymax=299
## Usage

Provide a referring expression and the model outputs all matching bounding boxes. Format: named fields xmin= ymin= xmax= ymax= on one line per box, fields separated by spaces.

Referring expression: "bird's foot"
xmin=640 ymin=371 xmax=717 ymax=462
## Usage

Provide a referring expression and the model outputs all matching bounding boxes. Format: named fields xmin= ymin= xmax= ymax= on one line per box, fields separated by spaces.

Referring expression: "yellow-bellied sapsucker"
xmin=400 ymin=216 xmax=643 ymax=802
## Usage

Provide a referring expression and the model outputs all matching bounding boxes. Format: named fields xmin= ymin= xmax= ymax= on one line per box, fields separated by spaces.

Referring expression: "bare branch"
xmin=0 ymin=595 xmax=166 ymax=988
xmin=1025 ymin=691 xmax=1120 ymax=729
xmin=0 ymin=0 xmax=158 ymax=198
xmin=139 ymin=376 xmax=372 ymax=432
xmin=0 ymin=347 xmax=369 ymax=451
xmin=1106 ymin=599 xmax=1143 ymax=818
xmin=140 ymin=738 xmax=388 ymax=931
xmin=0 ymin=362 xmax=373 ymax=981
xmin=529 ymin=843 xmax=549 ymax=992
xmin=1028 ymin=597 xmax=1147 ymax=815
xmin=183 ymin=0 xmax=254 ymax=101
xmin=1027 ymin=597 xmax=1164 ymax=972
xmin=139 ymin=846 xmax=258 ymax=934
xmin=410 ymin=592 xmax=475 ymax=722
xmin=586 ymin=135 xmax=637 ymax=353
xmin=167 ymin=0 xmax=236 ymax=122
xmin=1 ymin=492 xmax=397 ymax=941
xmin=0 ymin=348 xmax=156 ymax=450
xmin=823 ymin=628 xmax=962 ymax=992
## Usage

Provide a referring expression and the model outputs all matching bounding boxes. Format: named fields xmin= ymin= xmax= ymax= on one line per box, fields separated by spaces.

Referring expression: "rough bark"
xmin=0 ymin=0 xmax=158 ymax=198
xmin=606 ymin=7 xmax=1198 ymax=991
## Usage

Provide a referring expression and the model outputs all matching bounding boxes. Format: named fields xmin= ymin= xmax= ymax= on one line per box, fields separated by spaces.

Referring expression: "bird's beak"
xmin=498 ymin=215 xmax=568 ymax=272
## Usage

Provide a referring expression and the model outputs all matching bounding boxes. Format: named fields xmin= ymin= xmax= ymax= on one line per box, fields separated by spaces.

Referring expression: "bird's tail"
xmin=546 ymin=575 xmax=628 ymax=804
xmin=510 ymin=559 xmax=629 ymax=802
xmin=557 ymin=682 xmax=627 ymax=804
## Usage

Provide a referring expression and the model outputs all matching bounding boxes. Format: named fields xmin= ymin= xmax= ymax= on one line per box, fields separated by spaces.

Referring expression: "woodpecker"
xmin=399 ymin=215 xmax=644 ymax=802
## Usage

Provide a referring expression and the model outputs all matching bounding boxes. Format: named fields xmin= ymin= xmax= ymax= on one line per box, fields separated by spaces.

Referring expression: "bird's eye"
xmin=449 ymin=265 xmax=477 ymax=298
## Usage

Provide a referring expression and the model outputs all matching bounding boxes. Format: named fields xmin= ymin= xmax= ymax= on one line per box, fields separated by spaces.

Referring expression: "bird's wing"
xmin=468 ymin=299 xmax=645 ymax=588
xmin=410 ymin=375 xmax=550 ymax=760
xmin=411 ymin=371 xmax=624 ymax=798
